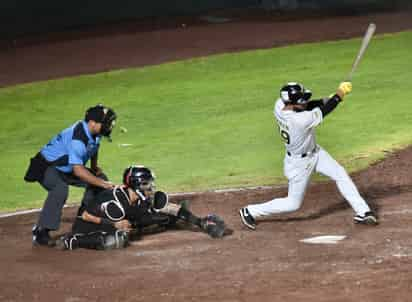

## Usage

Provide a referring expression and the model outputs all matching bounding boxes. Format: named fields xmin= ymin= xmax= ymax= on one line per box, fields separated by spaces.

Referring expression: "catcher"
xmin=57 ymin=165 xmax=226 ymax=250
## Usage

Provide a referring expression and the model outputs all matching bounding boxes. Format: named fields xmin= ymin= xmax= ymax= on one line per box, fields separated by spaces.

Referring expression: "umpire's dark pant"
xmin=37 ymin=167 xmax=107 ymax=230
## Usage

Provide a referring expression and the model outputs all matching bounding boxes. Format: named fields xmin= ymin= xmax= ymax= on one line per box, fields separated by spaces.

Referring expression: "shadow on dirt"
xmin=259 ymin=201 xmax=349 ymax=223
xmin=259 ymin=183 xmax=412 ymax=223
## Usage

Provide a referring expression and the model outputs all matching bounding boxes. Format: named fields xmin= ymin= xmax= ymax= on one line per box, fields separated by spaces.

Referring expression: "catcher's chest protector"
xmin=98 ymin=187 xmax=131 ymax=221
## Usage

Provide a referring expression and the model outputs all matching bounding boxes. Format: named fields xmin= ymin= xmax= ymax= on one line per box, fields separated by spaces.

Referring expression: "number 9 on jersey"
xmin=280 ymin=129 xmax=290 ymax=144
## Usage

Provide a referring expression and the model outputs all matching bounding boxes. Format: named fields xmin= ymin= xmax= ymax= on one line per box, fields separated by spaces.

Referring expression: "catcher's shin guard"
xmin=56 ymin=232 xmax=104 ymax=250
xmin=101 ymin=230 xmax=129 ymax=250
xmin=176 ymin=207 xmax=201 ymax=226
xmin=57 ymin=231 xmax=129 ymax=250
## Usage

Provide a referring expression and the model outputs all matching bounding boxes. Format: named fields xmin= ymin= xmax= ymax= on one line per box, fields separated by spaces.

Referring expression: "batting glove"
xmin=338 ymin=81 xmax=352 ymax=96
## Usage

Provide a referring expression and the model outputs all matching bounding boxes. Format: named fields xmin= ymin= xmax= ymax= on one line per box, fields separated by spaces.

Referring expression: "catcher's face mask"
xmin=123 ymin=165 xmax=156 ymax=193
xmin=139 ymin=179 xmax=155 ymax=192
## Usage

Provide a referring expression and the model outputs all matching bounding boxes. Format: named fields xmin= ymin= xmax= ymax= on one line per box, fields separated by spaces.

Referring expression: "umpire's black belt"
xmin=24 ymin=152 xmax=68 ymax=183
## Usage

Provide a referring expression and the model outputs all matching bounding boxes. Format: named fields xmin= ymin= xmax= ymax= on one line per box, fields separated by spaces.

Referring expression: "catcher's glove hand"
xmin=200 ymin=214 xmax=226 ymax=238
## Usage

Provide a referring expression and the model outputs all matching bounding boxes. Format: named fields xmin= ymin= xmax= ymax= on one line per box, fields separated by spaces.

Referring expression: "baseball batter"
xmin=240 ymin=82 xmax=378 ymax=230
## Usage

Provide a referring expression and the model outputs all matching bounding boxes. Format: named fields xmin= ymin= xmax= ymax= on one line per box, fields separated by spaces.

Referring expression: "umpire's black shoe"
xmin=239 ymin=207 xmax=256 ymax=230
xmin=32 ymin=225 xmax=55 ymax=247
xmin=354 ymin=211 xmax=378 ymax=225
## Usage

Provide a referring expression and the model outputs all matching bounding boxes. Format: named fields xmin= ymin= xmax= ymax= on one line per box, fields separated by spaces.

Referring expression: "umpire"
xmin=24 ymin=104 xmax=117 ymax=246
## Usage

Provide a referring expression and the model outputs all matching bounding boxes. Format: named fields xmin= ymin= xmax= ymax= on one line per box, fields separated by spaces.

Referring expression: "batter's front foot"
xmin=353 ymin=211 xmax=378 ymax=225
xmin=239 ymin=207 xmax=256 ymax=230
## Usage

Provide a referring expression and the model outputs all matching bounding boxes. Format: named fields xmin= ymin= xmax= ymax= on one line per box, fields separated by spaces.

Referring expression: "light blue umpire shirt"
xmin=40 ymin=120 xmax=101 ymax=174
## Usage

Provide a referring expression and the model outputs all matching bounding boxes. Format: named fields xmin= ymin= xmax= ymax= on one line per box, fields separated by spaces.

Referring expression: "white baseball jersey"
xmin=274 ymin=99 xmax=323 ymax=155
xmin=246 ymin=98 xmax=371 ymax=219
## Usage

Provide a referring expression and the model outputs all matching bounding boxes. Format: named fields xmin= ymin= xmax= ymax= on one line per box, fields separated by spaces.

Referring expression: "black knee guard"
xmin=59 ymin=231 xmax=129 ymax=250
xmin=101 ymin=230 xmax=129 ymax=250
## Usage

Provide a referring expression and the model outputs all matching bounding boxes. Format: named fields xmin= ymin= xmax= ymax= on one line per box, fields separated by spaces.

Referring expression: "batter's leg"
xmin=247 ymin=158 xmax=314 ymax=218
xmin=315 ymin=147 xmax=371 ymax=215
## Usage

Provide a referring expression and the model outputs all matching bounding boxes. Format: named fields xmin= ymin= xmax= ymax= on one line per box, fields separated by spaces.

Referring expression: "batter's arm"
xmin=305 ymin=96 xmax=341 ymax=118
xmin=306 ymin=99 xmax=326 ymax=110
xmin=320 ymin=81 xmax=352 ymax=117
xmin=319 ymin=95 xmax=342 ymax=117
xmin=306 ymin=82 xmax=350 ymax=117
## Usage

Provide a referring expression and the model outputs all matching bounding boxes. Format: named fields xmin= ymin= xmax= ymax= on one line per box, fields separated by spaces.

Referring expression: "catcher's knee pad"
xmin=58 ymin=231 xmax=128 ymax=250
xmin=57 ymin=232 xmax=104 ymax=250
xmin=99 ymin=230 xmax=129 ymax=250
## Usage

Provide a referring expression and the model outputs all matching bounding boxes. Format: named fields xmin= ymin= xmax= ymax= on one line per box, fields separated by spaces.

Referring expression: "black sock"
xmin=177 ymin=207 xmax=201 ymax=227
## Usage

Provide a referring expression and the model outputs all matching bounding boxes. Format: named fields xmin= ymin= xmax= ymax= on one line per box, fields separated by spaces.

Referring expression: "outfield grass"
xmin=1 ymin=31 xmax=411 ymax=211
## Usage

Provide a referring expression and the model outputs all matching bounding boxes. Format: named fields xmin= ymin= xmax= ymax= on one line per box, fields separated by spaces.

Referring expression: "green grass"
xmin=1 ymin=30 xmax=412 ymax=211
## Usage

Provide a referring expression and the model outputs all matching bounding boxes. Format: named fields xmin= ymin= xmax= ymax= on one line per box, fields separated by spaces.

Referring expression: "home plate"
xmin=300 ymin=235 xmax=346 ymax=245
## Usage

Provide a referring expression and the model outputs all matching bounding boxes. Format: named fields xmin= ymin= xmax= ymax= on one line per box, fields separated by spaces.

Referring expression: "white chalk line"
xmin=1 ymin=185 xmax=411 ymax=220
xmin=380 ymin=209 xmax=412 ymax=215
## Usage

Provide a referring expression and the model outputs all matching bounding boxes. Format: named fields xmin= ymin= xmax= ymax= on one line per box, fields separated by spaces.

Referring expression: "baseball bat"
xmin=346 ymin=23 xmax=376 ymax=81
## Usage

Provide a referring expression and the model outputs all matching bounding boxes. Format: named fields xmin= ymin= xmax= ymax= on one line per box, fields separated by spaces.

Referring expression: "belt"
xmin=287 ymin=147 xmax=318 ymax=158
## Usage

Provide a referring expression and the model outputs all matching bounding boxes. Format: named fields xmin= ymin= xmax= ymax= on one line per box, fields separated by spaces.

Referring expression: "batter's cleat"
xmin=32 ymin=225 xmax=56 ymax=247
xmin=239 ymin=207 xmax=256 ymax=230
xmin=354 ymin=211 xmax=378 ymax=225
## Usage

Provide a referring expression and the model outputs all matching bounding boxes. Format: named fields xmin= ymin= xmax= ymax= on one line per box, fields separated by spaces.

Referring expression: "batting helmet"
xmin=123 ymin=165 xmax=155 ymax=192
xmin=280 ymin=82 xmax=312 ymax=105
xmin=85 ymin=104 xmax=117 ymax=139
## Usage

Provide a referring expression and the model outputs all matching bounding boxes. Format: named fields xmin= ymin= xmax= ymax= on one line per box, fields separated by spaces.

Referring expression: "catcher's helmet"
xmin=123 ymin=165 xmax=155 ymax=192
xmin=85 ymin=104 xmax=117 ymax=139
xmin=280 ymin=82 xmax=312 ymax=105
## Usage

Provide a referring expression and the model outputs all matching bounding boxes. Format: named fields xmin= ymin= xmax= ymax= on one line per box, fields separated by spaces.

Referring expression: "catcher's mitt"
xmin=200 ymin=214 xmax=226 ymax=238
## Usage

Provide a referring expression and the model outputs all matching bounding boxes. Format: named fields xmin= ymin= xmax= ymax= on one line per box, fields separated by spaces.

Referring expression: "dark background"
xmin=1 ymin=0 xmax=411 ymax=39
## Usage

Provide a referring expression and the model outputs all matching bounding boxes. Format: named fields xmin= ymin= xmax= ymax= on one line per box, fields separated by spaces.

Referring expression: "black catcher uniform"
xmin=58 ymin=165 xmax=226 ymax=250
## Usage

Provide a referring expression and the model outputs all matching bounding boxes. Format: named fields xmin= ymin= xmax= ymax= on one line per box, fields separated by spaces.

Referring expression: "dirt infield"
xmin=1 ymin=146 xmax=411 ymax=301
xmin=1 ymin=10 xmax=412 ymax=302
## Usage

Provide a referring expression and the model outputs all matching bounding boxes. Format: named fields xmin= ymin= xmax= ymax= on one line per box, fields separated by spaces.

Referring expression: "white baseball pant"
xmin=247 ymin=146 xmax=371 ymax=218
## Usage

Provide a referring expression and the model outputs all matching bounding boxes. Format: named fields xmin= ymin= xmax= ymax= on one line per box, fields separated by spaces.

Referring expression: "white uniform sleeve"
xmin=298 ymin=107 xmax=323 ymax=129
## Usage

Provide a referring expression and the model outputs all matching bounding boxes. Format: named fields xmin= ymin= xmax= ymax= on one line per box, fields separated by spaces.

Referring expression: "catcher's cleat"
xmin=239 ymin=207 xmax=256 ymax=230
xmin=200 ymin=214 xmax=226 ymax=238
xmin=32 ymin=225 xmax=55 ymax=247
xmin=354 ymin=211 xmax=378 ymax=225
